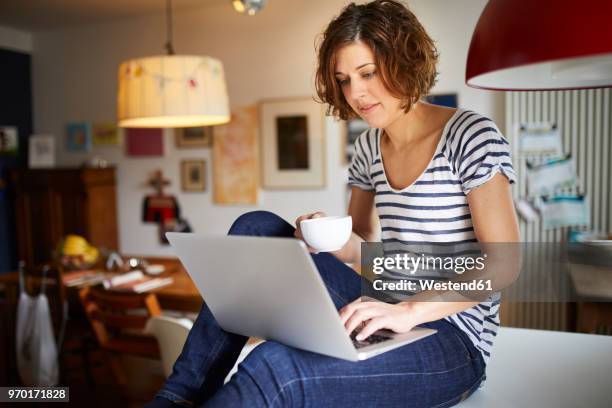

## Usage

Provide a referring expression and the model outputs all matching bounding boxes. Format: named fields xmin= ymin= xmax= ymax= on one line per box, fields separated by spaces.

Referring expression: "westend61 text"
xmin=373 ymin=279 xmax=493 ymax=291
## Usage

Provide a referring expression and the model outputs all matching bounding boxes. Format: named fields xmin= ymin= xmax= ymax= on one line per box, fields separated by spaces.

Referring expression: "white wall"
xmin=31 ymin=0 xmax=499 ymax=256
xmin=0 ymin=25 xmax=33 ymax=53
xmin=408 ymin=0 xmax=505 ymax=129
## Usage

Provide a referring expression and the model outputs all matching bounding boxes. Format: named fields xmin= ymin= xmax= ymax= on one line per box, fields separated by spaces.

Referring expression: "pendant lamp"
xmin=117 ymin=0 xmax=230 ymax=127
xmin=466 ymin=0 xmax=612 ymax=91
xmin=232 ymin=0 xmax=267 ymax=16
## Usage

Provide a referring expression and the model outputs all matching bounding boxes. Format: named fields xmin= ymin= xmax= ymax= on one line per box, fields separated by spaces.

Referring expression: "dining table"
xmin=0 ymin=255 xmax=204 ymax=313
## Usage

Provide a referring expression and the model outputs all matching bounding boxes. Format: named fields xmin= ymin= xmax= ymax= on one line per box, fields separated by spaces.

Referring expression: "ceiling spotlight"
xmin=232 ymin=0 xmax=267 ymax=16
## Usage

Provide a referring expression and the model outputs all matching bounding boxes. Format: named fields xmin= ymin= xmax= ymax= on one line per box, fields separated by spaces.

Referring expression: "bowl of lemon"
xmin=57 ymin=235 xmax=100 ymax=270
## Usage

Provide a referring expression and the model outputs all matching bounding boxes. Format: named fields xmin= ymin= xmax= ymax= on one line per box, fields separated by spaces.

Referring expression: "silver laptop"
xmin=166 ymin=233 xmax=437 ymax=361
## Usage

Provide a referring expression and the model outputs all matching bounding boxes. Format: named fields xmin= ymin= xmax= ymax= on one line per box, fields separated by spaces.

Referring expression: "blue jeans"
xmin=149 ymin=211 xmax=486 ymax=407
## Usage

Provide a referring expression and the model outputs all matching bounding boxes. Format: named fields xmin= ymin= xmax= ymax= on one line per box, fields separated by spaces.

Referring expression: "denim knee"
xmin=228 ymin=210 xmax=294 ymax=238
xmin=243 ymin=341 xmax=290 ymax=370
xmin=239 ymin=342 xmax=302 ymax=406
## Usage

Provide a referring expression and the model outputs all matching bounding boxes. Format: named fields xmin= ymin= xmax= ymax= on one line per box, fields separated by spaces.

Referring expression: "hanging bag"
xmin=15 ymin=264 xmax=59 ymax=386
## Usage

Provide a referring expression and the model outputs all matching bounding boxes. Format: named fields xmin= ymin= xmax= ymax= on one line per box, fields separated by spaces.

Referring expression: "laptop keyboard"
xmin=350 ymin=330 xmax=394 ymax=349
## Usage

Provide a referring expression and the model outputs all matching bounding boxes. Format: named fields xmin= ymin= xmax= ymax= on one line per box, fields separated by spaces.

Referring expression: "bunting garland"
xmin=121 ymin=58 xmax=222 ymax=93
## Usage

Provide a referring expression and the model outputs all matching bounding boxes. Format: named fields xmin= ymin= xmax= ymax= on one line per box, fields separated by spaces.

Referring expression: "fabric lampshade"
xmin=117 ymin=55 xmax=230 ymax=127
xmin=466 ymin=0 xmax=612 ymax=91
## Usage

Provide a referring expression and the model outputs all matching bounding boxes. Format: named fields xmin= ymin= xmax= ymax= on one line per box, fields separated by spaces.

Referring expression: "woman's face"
xmin=334 ymin=41 xmax=404 ymax=128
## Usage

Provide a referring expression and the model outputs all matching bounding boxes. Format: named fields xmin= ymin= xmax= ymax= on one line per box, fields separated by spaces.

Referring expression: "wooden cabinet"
xmin=11 ymin=167 xmax=118 ymax=265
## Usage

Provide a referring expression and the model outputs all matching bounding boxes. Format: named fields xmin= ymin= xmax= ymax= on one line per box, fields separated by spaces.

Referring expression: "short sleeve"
xmin=347 ymin=130 xmax=375 ymax=191
xmin=454 ymin=117 xmax=517 ymax=194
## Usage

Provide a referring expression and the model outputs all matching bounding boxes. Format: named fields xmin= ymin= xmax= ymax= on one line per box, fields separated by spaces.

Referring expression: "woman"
xmin=150 ymin=1 xmax=519 ymax=406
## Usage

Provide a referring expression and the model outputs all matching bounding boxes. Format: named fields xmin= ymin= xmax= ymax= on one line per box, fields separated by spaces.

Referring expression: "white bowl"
xmin=145 ymin=264 xmax=166 ymax=275
xmin=300 ymin=215 xmax=352 ymax=252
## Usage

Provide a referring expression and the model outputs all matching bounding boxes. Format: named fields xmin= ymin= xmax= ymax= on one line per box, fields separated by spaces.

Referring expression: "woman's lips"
xmin=359 ymin=103 xmax=379 ymax=114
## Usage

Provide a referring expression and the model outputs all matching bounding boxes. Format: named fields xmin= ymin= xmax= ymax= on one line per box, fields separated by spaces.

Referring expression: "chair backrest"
xmin=79 ymin=287 xmax=162 ymax=350
xmin=145 ymin=315 xmax=193 ymax=377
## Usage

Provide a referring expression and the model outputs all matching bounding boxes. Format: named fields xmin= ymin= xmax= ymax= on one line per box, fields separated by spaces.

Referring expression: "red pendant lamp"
xmin=466 ymin=0 xmax=612 ymax=91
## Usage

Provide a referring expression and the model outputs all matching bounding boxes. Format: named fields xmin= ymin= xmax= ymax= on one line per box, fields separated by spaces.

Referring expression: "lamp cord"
xmin=164 ymin=0 xmax=175 ymax=55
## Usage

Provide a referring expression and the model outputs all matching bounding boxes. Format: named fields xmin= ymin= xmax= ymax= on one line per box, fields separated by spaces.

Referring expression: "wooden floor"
xmin=59 ymin=345 xmax=165 ymax=407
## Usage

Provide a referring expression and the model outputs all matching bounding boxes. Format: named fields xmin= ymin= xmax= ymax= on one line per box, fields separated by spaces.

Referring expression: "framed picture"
xmin=341 ymin=118 xmax=369 ymax=165
xmin=175 ymin=127 xmax=213 ymax=148
xmin=181 ymin=160 xmax=206 ymax=191
xmin=66 ymin=122 xmax=92 ymax=152
xmin=260 ymin=97 xmax=325 ymax=189
xmin=126 ymin=128 xmax=164 ymax=157
xmin=92 ymin=122 xmax=120 ymax=146
xmin=29 ymin=134 xmax=55 ymax=168
xmin=0 ymin=126 xmax=18 ymax=156
xmin=424 ymin=93 xmax=458 ymax=108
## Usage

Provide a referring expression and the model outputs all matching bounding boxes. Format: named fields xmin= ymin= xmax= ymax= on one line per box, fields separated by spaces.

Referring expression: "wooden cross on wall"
xmin=147 ymin=169 xmax=171 ymax=196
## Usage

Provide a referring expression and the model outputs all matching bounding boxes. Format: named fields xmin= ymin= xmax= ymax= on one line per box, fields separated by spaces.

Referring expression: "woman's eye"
xmin=337 ymin=78 xmax=349 ymax=86
xmin=363 ymin=71 xmax=376 ymax=79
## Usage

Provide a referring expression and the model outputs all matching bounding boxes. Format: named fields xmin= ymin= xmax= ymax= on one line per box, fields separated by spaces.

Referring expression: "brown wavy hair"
xmin=315 ymin=0 xmax=439 ymax=120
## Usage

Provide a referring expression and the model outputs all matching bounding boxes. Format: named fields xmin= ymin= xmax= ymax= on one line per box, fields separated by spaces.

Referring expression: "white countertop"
xmin=458 ymin=327 xmax=612 ymax=407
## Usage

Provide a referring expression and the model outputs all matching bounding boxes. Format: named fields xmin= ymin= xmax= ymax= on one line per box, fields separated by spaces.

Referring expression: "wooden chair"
xmin=78 ymin=287 xmax=162 ymax=388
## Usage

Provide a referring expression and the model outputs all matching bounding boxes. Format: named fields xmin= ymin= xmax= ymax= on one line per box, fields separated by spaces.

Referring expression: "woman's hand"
xmin=294 ymin=211 xmax=326 ymax=253
xmin=339 ymin=297 xmax=421 ymax=341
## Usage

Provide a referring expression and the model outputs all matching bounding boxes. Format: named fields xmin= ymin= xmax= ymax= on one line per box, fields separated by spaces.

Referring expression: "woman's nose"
xmin=349 ymin=79 xmax=367 ymax=101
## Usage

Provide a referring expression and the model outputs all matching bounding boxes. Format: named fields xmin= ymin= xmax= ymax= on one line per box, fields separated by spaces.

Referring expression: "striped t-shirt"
xmin=348 ymin=108 xmax=517 ymax=362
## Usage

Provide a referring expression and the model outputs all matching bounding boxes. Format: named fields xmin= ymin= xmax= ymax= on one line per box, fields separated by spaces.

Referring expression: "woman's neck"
xmin=382 ymin=101 xmax=436 ymax=150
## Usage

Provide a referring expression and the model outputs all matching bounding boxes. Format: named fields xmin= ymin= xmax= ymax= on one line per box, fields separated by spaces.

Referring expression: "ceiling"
xmin=0 ymin=0 xmax=227 ymax=31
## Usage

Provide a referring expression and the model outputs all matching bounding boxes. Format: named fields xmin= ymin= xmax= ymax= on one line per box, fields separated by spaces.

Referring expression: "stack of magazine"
xmin=62 ymin=270 xmax=108 ymax=288
xmin=102 ymin=270 xmax=174 ymax=293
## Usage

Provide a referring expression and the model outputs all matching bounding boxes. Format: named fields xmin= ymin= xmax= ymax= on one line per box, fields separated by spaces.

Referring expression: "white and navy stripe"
xmin=349 ymin=108 xmax=516 ymax=363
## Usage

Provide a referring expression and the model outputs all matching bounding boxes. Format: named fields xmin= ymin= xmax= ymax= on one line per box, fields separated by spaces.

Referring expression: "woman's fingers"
xmin=340 ymin=298 xmax=382 ymax=327
xmin=339 ymin=297 xmax=363 ymax=324
xmin=295 ymin=212 xmax=327 ymax=252
xmin=340 ymin=298 xmax=416 ymax=340
xmin=294 ymin=228 xmax=303 ymax=239
xmin=294 ymin=214 xmax=310 ymax=234
xmin=294 ymin=212 xmax=321 ymax=237
xmin=296 ymin=211 xmax=325 ymax=224
xmin=356 ymin=316 xmax=388 ymax=341
xmin=344 ymin=305 xmax=383 ymax=335
xmin=339 ymin=296 xmax=383 ymax=322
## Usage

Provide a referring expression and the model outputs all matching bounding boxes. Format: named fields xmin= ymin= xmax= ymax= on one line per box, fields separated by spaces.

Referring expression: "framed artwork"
xmin=126 ymin=128 xmax=164 ymax=156
xmin=341 ymin=118 xmax=369 ymax=165
xmin=0 ymin=126 xmax=18 ymax=156
xmin=213 ymin=105 xmax=259 ymax=204
xmin=260 ymin=97 xmax=325 ymax=189
xmin=175 ymin=127 xmax=213 ymax=148
xmin=424 ymin=93 xmax=458 ymax=108
xmin=181 ymin=160 xmax=206 ymax=191
xmin=28 ymin=134 xmax=55 ymax=168
xmin=66 ymin=122 xmax=92 ymax=152
xmin=92 ymin=123 xmax=120 ymax=145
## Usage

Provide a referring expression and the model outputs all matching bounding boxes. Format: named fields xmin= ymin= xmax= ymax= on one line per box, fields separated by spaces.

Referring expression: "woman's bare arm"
xmin=330 ymin=187 xmax=378 ymax=264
